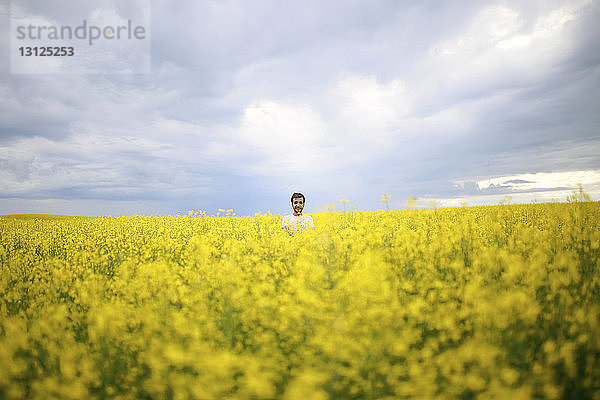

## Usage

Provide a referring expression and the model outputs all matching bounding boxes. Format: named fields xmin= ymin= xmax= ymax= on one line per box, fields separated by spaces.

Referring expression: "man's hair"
xmin=291 ymin=192 xmax=305 ymax=203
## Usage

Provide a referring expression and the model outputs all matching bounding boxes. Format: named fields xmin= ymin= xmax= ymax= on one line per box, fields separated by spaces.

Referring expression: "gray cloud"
xmin=1 ymin=0 xmax=599 ymax=215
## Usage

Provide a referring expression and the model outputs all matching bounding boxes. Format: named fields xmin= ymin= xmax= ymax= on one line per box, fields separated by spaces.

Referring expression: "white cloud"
xmin=477 ymin=170 xmax=600 ymax=191
xmin=0 ymin=133 xmax=214 ymax=199
xmin=424 ymin=1 xmax=591 ymax=102
xmin=433 ymin=3 xmax=582 ymax=54
xmin=236 ymin=100 xmax=330 ymax=175
xmin=233 ymin=74 xmax=414 ymax=176
xmin=435 ymin=5 xmax=523 ymax=55
xmin=496 ymin=4 xmax=577 ymax=49
xmin=433 ymin=185 xmax=596 ymax=207
xmin=333 ymin=74 xmax=410 ymax=131
xmin=441 ymin=169 xmax=600 ymax=207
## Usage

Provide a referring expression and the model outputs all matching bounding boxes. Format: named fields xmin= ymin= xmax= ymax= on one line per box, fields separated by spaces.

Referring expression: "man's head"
xmin=291 ymin=192 xmax=305 ymax=216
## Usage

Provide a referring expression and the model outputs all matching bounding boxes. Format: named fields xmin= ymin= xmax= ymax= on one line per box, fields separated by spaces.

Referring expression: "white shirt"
xmin=281 ymin=213 xmax=315 ymax=231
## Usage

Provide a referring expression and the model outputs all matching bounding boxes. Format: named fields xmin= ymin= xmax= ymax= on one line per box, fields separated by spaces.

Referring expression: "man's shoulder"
xmin=282 ymin=213 xmax=313 ymax=220
xmin=281 ymin=213 xmax=296 ymax=225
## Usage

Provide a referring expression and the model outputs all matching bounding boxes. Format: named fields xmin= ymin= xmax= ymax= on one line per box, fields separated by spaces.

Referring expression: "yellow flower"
xmin=2 ymin=199 xmax=598 ymax=398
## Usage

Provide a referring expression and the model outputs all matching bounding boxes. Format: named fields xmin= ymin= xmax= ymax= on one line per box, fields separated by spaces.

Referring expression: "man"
xmin=282 ymin=192 xmax=315 ymax=232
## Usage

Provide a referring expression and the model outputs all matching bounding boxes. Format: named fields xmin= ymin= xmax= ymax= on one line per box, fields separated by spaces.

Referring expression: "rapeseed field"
xmin=1 ymin=200 xmax=599 ymax=399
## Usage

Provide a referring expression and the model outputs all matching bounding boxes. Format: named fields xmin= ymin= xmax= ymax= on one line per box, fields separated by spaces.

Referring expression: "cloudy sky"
xmin=1 ymin=0 xmax=599 ymax=216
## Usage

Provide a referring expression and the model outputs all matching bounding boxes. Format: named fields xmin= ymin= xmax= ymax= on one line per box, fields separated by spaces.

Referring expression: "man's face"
xmin=292 ymin=197 xmax=304 ymax=215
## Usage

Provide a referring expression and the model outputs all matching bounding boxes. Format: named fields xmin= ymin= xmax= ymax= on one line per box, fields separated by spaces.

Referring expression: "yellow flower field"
xmin=1 ymin=201 xmax=599 ymax=399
